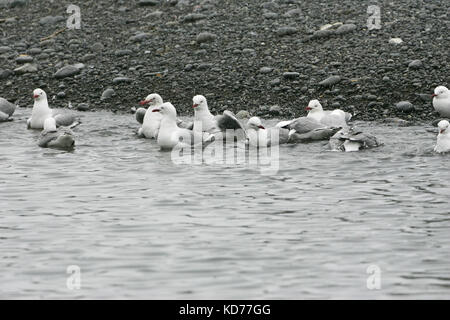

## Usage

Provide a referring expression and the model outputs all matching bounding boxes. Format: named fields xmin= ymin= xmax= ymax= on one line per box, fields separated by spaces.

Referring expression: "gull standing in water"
xmin=27 ymin=89 xmax=76 ymax=129
xmin=434 ymin=120 xmax=450 ymax=153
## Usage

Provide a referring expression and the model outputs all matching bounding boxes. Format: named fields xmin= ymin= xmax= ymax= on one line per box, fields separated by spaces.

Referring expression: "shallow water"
xmin=0 ymin=108 xmax=449 ymax=299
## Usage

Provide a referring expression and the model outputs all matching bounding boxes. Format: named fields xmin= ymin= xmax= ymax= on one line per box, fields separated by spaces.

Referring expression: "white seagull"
xmin=305 ymin=99 xmax=351 ymax=128
xmin=192 ymin=95 xmax=246 ymax=139
xmin=27 ymin=89 xmax=76 ymax=129
xmin=154 ymin=102 xmax=213 ymax=151
xmin=136 ymin=93 xmax=164 ymax=139
xmin=434 ymin=120 xmax=450 ymax=153
xmin=432 ymin=86 xmax=450 ymax=118
xmin=246 ymin=116 xmax=289 ymax=147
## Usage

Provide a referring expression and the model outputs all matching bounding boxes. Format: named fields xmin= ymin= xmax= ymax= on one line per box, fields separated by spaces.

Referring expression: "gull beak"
xmin=431 ymin=94 xmax=437 ymax=98
xmin=33 ymin=94 xmax=39 ymax=98
xmin=440 ymin=129 xmax=445 ymax=134
xmin=305 ymin=107 xmax=312 ymax=111
xmin=152 ymin=109 xmax=160 ymax=112
xmin=140 ymin=100 xmax=149 ymax=105
xmin=258 ymin=125 xmax=265 ymax=129
xmin=192 ymin=104 xmax=199 ymax=108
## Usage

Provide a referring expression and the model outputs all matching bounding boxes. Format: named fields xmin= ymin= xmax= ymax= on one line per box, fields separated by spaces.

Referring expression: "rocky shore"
xmin=0 ymin=0 xmax=448 ymax=121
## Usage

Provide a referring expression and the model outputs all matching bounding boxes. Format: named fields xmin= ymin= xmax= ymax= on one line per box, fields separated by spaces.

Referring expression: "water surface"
xmin=0 ymin=108 xmax=449 ymax=299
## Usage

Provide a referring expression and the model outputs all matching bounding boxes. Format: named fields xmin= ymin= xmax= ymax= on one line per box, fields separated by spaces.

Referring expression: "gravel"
xmin=0 ymin=0 xmax=448 ymax=122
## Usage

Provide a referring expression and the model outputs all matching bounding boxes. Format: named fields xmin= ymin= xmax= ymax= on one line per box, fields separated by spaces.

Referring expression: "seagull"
xmin=432 ymin=86 xmax=450 ymax=118
xmin=329 ymin=128 xmax=382 ymax=152
xmin=38 ymin=117 xmax=76 ymax=150
xmin=305 ymin=99 xmax=351 ymax=128
xmin=0 ymin=97 xmax=16 ymax=122
xmin=192 ymin=95 xmax=247 ymax=140
xmin=154 ymin=102 xmax=213 ymax=151
xmin=136 ymin=93 xmax=164 ymax=139
xmin=27 ymin=88 xmax=76 ymax=129
xmin=246 ymin=116 xmax=289 ymax=147
xmin=276 ymin=116 xmax=341 ymax=142
xmin=434 ymin=120 xmax=450 ymax=153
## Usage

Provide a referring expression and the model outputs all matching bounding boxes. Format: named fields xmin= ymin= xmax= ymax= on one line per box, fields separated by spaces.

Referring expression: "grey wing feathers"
xmin=291 ymin=117 xmax=325 ymax=134
xmin=54 ymin=113 xmax=76 ymax=127
xmin=135 ymin=108 xmax=147 ymax=125
xmin=38 ymin=131 xmax=58 ymax=147
xmin=217 ymin=110 xmax=245 ymax=131
xmin=177 ymin=119 xmax=194 ymax=130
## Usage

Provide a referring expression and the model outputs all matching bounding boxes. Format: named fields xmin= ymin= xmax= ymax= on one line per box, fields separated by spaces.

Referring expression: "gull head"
xmin=247 ymin=117 xmax=265 ymax=130
xmin=43 ymin=117 xmax=57 ymax=132
xmin=33 ymin=88 xmax=47 ymax=101
xmin=432 ymin=86 xmax=449 ymax=99
xmin=305 ymin=99 xmax=323 ymax=112
xmin=438 ymin=120 xmax=450 ymax=134
xmin=152 ymin=102 xmax=176 ymax=119
xmin=140 ymin=93 xmax=163 ymax=106
xmin=192 ymin=95 xmax=208 ymax=110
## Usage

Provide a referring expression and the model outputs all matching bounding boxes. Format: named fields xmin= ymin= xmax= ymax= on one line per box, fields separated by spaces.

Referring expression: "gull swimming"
xmin=38 ymin=117 xmax=76 ymax=150
xmin=277 ymin=116 xmax=341 ymax=142
xmin=136 ymin=93 xmax=164 ymax=139
xmin=192 ymin=95 xmax=247 ymax=140
xmin=27 ymin=88 xmax=76 ymax=129
xmin=432 ymin=86 xmax=450 ymax=118
xmin=246 ymin=117 xmax=289 ymax=147
xmin=0 ymin=97 xmax=16 ymax=122
xmin=154 ymin=102 xmax=213 ymax=151
xmin=305 ymin=99 xmax=351 ymax=128
xmin=434 ymin=120 xmax=450 ymax=153
xmin=329 ymin=128 xmax=382 ymax=152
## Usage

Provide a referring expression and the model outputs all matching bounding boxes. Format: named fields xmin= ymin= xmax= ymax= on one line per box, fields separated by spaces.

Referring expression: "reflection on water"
xmin=0 ymin=108 xmax=449 ymax=299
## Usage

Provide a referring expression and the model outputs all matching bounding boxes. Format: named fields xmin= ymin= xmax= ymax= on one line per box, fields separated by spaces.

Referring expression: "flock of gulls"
xmin=1 ymin=86 xmax=450 ymax=154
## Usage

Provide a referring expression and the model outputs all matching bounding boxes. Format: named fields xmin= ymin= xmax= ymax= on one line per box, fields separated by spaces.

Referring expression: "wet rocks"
xmin=39 ymin=16 xmax=65 ymax=25
xmin=408 ymin=60 xmax=423 ymax=69
xmin=0 ymin=69 xmax=13 ymax=79
xmin=129 ymin=33 xmax=151 ymax=43
xmin=138 ymin=0 xmax=159 ymax=6
xmin=319 ymin=75 xmax=342 ymax=87
xmin=182 ymin=13 xmax=207 ymax=23
xmin=113 ymin=77 xmax=133 ymax=84
xmin=196 ymin=32 xmax=217 ymax=44
xmin=276 ymin=26 xmax=298 ymax=36
xmin=0 ymin=46 xmax=12 ymax=54
xmin=15 ymin=55 xmax=34 ymax=64
xmin=259 ymin=67 xmax=273 ymax=74
xmin=101 ymin=88 xmax=115 ymax=100
xmin=115 ymin=49 xmax=133 ymax=56
xmin=389 ymin=38 xmax=403 ymax=45
xmin=283 ymin=72 xmax=300 ymax=79
xmin=14 ymin=63 xmax=38 ymax=74
xmin=335 ymin=24 xmax=357 ymax=35
xmin=395 ymin=101 xmax=415 ymax=112
xmin=77 ymin=103 xmax=90 ymax=111
xmin=54 ymin=65 xmax=81 ymax=79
